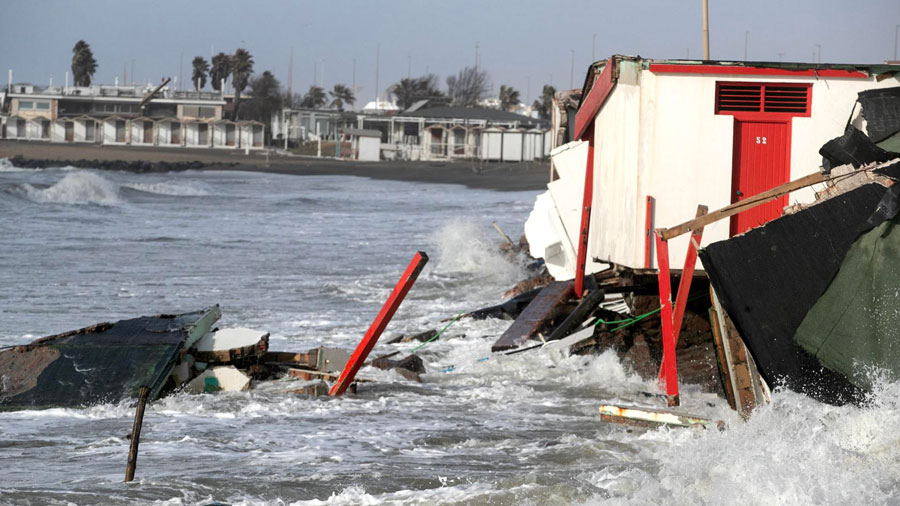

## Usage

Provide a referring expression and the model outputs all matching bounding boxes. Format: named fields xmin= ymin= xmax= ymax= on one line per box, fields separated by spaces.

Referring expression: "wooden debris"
xmin=491 ymin=280 xmax=575 ymax=352
xmin=598 ymin=404 xmax=724 ymax=430
xmin=192 ymin=327 xmax=269 ymax=364
xmin=185 ymin=366 xmax=252 ymax=393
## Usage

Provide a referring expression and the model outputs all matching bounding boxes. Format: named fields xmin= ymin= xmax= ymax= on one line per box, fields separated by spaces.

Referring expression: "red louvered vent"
xmin=764 ymin=86 xmax=810 ymax=113
xmin=716 ymin=84 xmax=762 ymax=112
xmin=716 ymin=82 xmax=811 ymax=116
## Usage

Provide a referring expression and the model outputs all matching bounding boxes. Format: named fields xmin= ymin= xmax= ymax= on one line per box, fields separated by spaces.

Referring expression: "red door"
xmin=730 ymin=120 xmax=790 ymax=235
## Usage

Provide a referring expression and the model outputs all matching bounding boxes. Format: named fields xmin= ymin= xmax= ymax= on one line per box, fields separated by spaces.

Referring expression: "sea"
xmin=0 ymin=157 xmax=898 ymax=505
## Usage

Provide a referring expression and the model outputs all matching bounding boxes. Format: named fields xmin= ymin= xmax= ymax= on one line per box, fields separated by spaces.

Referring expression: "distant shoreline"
xmin=0 ymin=140 xmax=550 ymax=192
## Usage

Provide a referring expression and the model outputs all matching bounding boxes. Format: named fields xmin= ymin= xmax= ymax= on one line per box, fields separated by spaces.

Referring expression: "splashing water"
xmin=22 ymin=170 xmax=122 ymax=205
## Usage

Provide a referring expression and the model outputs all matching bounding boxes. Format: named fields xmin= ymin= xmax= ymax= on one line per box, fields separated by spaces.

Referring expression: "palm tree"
xmin=499 ymin=85 xmax=521 ymax=111
xmin=231 ymin=48 xmax=254 ymax=120
xmin=329 ymin=84 xmax=355 ymax=111
xmin=532 ymin=85 xmax=556 ymax=119
xmin=389 ymin=75 xmax=446 ymax=110
xmin=191 ymin=56 xmax=209 ymax=90
xmin=71 ymin=40 xmax=98 ymax=87
xmin=300 ymin=85 xmax=327 ymax=108
xmin=210 ymin=52 xmax=231 ymax=91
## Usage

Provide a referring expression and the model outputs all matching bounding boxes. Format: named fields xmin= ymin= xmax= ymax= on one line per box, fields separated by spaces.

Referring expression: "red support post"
xmin=644 ymin=196 xmax=655 ymax=269
xmin=574 ymin=127 xmax=595 ymax=299
xmin=657 ymin=206 xmax=708 ymax=383
xmin=655 ymin=233 xmax=680 ymax=407
xmin=329 ymin=251 xmax=429 ymax=396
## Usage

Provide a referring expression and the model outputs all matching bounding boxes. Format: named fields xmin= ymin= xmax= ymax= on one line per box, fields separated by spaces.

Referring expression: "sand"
xmin=0 ymin=140 xmax=551 ymax=192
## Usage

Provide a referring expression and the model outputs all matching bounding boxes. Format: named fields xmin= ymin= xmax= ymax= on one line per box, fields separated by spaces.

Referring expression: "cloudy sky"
xmin=2 ymin=0 xmax=898 ymax=105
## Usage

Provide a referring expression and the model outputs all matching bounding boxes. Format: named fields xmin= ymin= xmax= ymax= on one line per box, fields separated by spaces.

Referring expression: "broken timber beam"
xmin=544 ymin=288 xmax=605 ymax=342
xmin=598 ymin=404 xmax=724 ymax=430
xmin=491 ymin=280 xmax=575 ymax=352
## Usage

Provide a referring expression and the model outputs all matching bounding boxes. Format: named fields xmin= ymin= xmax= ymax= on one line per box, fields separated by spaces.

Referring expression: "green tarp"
xmin=794 ymin=215 xmax=900 ymax=390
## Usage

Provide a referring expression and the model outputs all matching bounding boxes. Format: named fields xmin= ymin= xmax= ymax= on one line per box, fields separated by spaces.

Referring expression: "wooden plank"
xmin=598 ymin=404 xmax=724 ymax=430
xmin=655 ymin=235 xmax=680 ymax=407
xmin=657 ymin=206 xmax=708 ymax=384
xmin=545 ymin=288 xmax=605 ymax=342
xmin=708 ymin=304 xmax=737 ymax=411
xmin=660 ymin=171 xmax=826 ymax=240
xmin=491 ymin=280 xmax=575 ymax=352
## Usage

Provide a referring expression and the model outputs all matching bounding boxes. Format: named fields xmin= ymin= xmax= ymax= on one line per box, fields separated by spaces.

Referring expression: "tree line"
xmin=69 ymin=40 xmax=557 ymax=121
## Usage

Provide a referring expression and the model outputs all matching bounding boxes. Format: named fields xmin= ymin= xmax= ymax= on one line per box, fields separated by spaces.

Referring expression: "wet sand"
xmin=0 ymin=141 xmax=551 ymax=192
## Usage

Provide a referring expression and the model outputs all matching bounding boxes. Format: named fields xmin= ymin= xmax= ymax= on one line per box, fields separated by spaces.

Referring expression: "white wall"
xmin=522 ymin=132 xmax=535 ymax=161
xmin=357 ymin=136 xmax=380 ymax=161
xmin=501 ymin=131 xmax=523 ymax=161
xmin=481 ymin=130 xmax=503 ymax=160
xmin=581 ymin=62 xmax=900 ymax=271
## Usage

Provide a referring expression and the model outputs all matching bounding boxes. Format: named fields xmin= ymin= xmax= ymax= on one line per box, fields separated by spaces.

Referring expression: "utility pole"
xmin=526 ymin=75 xmax=531 ymax=106
xmin=816 ymin=44 xmax=822 ymax=64
xmin=352 ymin=58 xmax=356 ymax=111
xmin=375 ymin=43 xmax=380 ymax=107
xmin=744 ymin=31 xmax=749 ymax=60
xmin=288 ymin=46 xmax=293 ymax=106
xmin=702 ymin=0 xmax=710 ymax=60
xmin=123 ymin=63 xmax=127 ymax=85
xmin=179 ymin=52 xmax=183 ymax=91
xmin=592 ymin=33 xmax=597 ymax=62
xmin=895 ymin=24 xmax=899 ymax=60
xmin=777 ymin=52 xmax=784 ymax=61
xmin=569 ymin=50 xmax=575 ymax=89
xmin=407 ymin=54 xmax=411 ymax=79
xmin=131 ymin=59 xmax=135 ymax=85
xmin=475 ymin=41 xmax=479 ymax=71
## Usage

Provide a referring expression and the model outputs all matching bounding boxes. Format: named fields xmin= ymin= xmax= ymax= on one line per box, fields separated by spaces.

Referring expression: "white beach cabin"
xmin=529 ymin=56 xmax=900 ymax=280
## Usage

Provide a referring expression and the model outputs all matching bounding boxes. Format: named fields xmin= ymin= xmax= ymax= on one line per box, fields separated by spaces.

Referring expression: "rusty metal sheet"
xmin=491 ymin=280 xmax=575 ymax=352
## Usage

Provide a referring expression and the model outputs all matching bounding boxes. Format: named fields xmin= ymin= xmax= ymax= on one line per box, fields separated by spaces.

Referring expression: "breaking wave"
xmin=22 ymin=171 xmax=121 ymax=205
xmin=122 ymin=181 xmax=209 ymax=196
xmin=0 ymin=158 xmax=25 ymax=172
xmin=429 ymin=220 xmax=524 ymax=283
xmin=15 ymin=170 xmax=210 ymax=205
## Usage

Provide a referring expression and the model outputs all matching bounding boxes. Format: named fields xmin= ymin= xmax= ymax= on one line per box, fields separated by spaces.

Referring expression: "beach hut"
xmin=211 ymin=119 xmax=238 ymax=148
xmin=238 ymin=121 xmax=265 ymax=149
xmin=343 ymin=128 xmax=381 ymax=161
xmin=501 ymin=128 xmax=524 ymax=162
xmin=129 ymin=117 xmax=157 ymax=145
xmin=102 ymin=116 xmax=130 ymax=145
xmin=448 ymin=125 xmax=470 ymax=157
xmin=424 ymin=124 xmax=447 ymax=159
xmin=156 ymin=118 xmax=183 ymax=147
xmin=8 ymin=115 xmax=51 ymax=141
xmin=541 ymin=55 xmax=900 ymax=273
xmin=184 ymin=120 xmax=212 ymax=148
xmin=480 ymin=127 xmax=504 ymax=161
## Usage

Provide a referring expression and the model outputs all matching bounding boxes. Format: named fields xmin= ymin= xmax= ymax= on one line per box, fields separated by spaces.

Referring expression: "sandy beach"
xmin=0 ymin=140 xmax=551 ymax=192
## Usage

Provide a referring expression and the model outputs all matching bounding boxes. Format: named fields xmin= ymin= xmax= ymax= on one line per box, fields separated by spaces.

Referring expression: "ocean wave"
xmin=0 ymin=158 xmax=26 ymax=172
xmin=429 ymin=220 xmax=524 ymax=284
xmin=122 ymin=181 xmax=209 ymax=196
xmin=21 ymin=171 xmax=122 ymax=205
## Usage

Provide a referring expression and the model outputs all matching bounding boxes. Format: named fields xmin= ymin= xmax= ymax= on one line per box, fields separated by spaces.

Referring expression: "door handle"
xmin=736 ymin=190 xmax=743 ymax=196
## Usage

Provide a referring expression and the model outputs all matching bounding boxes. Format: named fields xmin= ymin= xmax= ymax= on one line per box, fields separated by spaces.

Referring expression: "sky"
xmin=2 ymin=0 xmax=898 ymax=106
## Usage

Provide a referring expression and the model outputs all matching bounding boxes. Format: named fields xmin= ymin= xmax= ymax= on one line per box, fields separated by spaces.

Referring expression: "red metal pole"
xmin=574 ymin=126 xmax=595 ymax=299
xmin=655 ymin=233 xmax=680 ymax=407
xmin=329 ymin=251 xmax=429 ymax=396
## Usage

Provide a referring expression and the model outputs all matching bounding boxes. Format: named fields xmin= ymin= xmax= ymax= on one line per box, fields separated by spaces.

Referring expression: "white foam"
xmin=0 ymin=158 xmax=25 ymax=172
xmin=122 ymin=181 xmax=209 ymax=196
xmin=22 ymin=170 xmax=121 ymax=205
xmin=429 ymin=220 xmax=524 ymax=284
